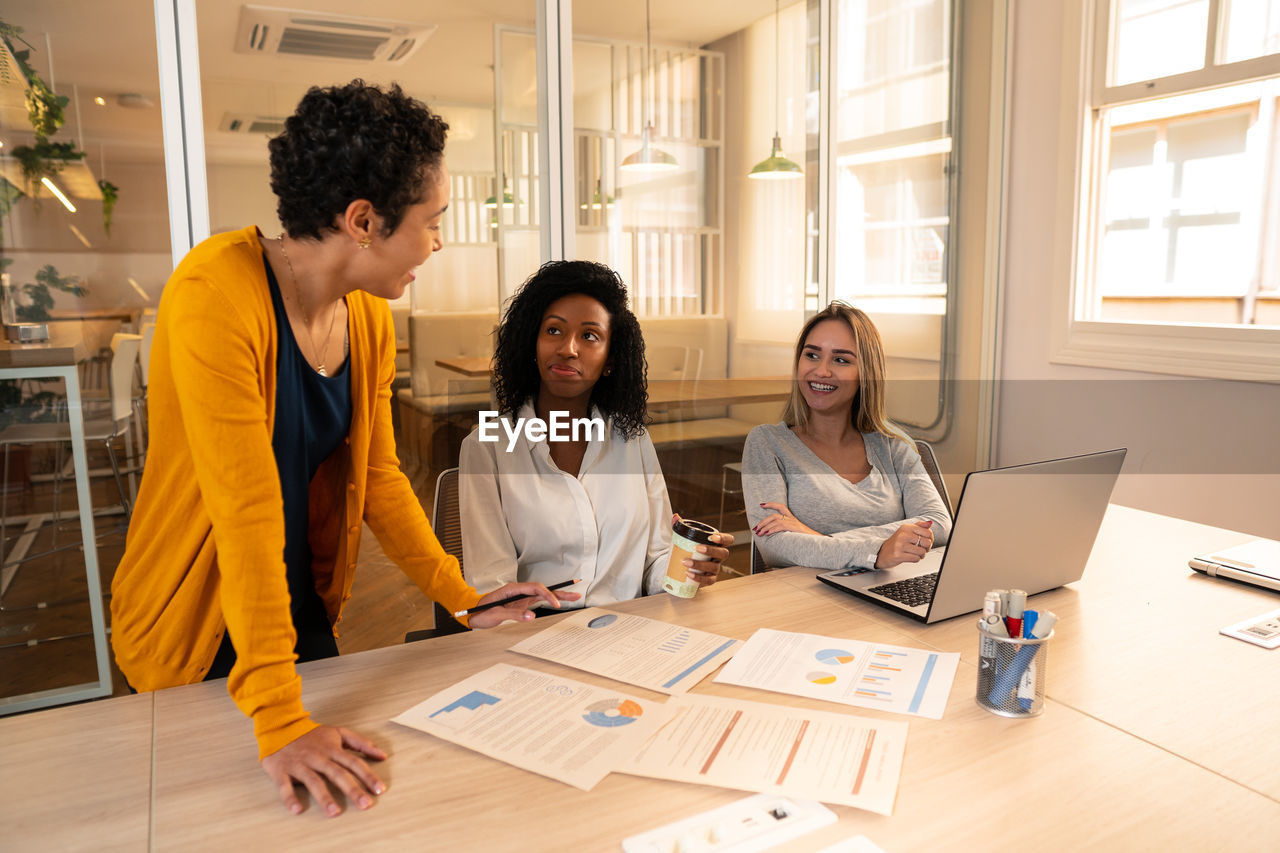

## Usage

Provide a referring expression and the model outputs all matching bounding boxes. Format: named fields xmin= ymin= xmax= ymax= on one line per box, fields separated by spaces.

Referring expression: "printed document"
xmin=714 ymin=628 xmax=959 ymax=719
xmin=621 ymin=694 xmax=907 ymax=815
xmin=509 ymin=609 xmax=741 ymax=694
xmin=392 ymin=663 xmax=672 ymax=791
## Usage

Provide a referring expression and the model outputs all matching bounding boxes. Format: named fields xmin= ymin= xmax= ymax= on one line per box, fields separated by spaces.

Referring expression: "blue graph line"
xmin=908 ymin=654 xmax=938 ymax=713
xmin=662 ymin=638 xmax=737 ymax=688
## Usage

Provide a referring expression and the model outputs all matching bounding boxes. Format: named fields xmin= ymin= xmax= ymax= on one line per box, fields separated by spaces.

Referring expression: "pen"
xmin=1005 ymin=589 xmax=1027 ymax=638
xmin=983 ymin=591 xmax=1003 ymax=618
xmin=453 ymin=579 xmax=582 ymax=618
xmin=1022 ymin=609 xmax=1039 ymax=640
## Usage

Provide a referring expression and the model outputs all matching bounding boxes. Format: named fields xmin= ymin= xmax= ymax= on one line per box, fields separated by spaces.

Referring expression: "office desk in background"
xmin=0 ymin=323 xmax=115 ymax=714
xmin=434 ymin=355 xmax=491 ymax=377
xmin=5 ymin=505 xmax=1279 ymax=851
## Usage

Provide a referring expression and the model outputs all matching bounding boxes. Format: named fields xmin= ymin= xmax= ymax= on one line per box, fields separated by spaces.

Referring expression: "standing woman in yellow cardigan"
xmin=110 ymin=81 xmax=575 ymax=817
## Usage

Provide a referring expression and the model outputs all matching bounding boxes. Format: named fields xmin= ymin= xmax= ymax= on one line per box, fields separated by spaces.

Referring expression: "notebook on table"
xmin=1189 ymin=540 xmax=1280 ymax=593
xmin=817 ymin=448 xmax=1127 ymax=624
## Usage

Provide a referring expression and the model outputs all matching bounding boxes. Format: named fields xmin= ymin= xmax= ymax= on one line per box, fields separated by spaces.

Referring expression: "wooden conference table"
xmin=6 ymin=505 xmax=1279 ymax=850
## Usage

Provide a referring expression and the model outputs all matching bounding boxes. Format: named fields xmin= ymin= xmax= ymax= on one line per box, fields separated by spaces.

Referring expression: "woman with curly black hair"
xmin=110 ymin=80 xmax=574 ymax=818
xmin=459 ymin=260 xmax=733 ymax=608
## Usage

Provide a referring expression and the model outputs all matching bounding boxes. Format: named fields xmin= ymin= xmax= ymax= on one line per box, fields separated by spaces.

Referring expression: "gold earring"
xmin=358 ymin=237 xmax=372 ymax=250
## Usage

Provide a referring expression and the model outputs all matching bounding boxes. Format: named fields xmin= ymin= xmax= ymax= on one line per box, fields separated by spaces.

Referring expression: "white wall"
xmin=999 ymin=0 xmax=1280 ymax=538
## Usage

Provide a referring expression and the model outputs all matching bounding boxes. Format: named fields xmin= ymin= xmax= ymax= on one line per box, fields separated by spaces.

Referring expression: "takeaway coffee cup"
xmin=663 ymin=518 xmax=719 ymax=598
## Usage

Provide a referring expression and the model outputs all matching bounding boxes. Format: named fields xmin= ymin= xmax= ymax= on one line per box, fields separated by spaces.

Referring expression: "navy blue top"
xmin=205 ymin=255 xmax=352 ymax=680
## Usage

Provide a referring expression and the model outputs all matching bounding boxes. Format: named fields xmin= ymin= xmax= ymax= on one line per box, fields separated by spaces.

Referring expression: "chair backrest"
xmin=432 ymin=467 xmax=464 ymax=566
xmin=408 ymin=312 xmax=498 ymax=398
xmin=138 ymin=321 xmax=156 ymax=388
xmin=431 ymin=467 xmax=469 ymax=635
xmin=108 ymin=333 xmax=142 ymax=425
xmin=750 ymin=542 xmax=767 ymax=574
xmin=915 ymin=439 xmax=952 ymax=517
xmin=647 ymin=345 xmax=692 ymax=382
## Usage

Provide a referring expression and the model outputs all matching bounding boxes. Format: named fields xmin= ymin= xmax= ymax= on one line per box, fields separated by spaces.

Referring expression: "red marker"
xmin=1005 ymin=588 xmax=1027 ymax=638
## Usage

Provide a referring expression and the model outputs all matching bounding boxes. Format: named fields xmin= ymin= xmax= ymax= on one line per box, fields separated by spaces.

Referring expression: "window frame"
xmin=1051 ymin=0 xmax=1280 ymax=381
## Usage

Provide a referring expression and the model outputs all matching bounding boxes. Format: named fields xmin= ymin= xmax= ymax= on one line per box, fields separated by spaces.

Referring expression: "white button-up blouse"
xmin=458 ymin=402 xmax=672 ymax=607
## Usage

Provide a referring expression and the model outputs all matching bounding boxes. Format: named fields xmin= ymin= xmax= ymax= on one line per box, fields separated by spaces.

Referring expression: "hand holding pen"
xmin=460 ymin=580 xmax=582 ymax=627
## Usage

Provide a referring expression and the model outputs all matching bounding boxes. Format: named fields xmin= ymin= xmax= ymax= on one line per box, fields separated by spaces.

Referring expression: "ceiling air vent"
xmin=218 ymin=112 xmax=287 ymax=136
xmin=235 ymin=5 xmax=435 ymax=64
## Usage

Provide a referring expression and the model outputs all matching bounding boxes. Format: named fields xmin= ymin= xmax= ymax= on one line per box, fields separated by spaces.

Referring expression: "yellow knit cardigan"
xmin=110 ymin=226 xmax=480 ymax=757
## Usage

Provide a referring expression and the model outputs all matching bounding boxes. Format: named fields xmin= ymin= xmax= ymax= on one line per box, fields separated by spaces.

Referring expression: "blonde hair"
xmin=781 ymin=302 xmax=911 ymax=445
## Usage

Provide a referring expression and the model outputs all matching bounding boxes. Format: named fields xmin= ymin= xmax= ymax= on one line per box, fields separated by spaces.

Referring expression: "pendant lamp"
xmin=748 ymin=0 xmax=802 ymax=181
xmin=620 ymin=0 xmax=678 ymax=173
xmin=483 ymin=179 xmax=516 ymax=209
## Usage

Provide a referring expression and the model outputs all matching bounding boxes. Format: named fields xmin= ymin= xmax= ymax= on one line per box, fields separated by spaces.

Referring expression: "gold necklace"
xmin=278 ymin=235 xmax=340 ymax=376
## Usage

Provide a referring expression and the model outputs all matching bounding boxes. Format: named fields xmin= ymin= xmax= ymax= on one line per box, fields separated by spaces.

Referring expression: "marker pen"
xmin=1005 ymin=589 xmax=1027 ymax=638
xmin=1030 ymin=609 xmax=1058 ymax=639
xmin=983 ymin=591 xmax=1002 ymax=618
xmin=981 ymin=612 xmax=1010 ymax=638
xmin=1021 ymin=609 xmax=1039 ymax=640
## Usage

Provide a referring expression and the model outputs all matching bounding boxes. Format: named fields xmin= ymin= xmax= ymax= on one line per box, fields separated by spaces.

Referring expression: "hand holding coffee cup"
xmin=663 ymin=516 xmax=734 ymax=598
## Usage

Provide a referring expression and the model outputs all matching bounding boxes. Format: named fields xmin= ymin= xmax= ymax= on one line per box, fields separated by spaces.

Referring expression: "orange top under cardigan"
xmin=110 ymin=227 xmax=480 ymax=758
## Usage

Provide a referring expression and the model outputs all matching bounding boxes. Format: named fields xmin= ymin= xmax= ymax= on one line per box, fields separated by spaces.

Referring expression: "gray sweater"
xmin=742 ymin=423 xmax=952 ymax=570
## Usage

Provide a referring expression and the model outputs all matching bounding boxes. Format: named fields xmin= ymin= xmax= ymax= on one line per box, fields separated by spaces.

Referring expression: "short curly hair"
xmin=268 ymin=80 xmax=448 ymax=239
xmin=493 ymin=261 xmax=649 ymax=439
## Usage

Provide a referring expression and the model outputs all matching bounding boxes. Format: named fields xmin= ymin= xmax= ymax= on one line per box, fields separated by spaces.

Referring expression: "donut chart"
xmin=582 ymin=698 xmax=644 ymax=727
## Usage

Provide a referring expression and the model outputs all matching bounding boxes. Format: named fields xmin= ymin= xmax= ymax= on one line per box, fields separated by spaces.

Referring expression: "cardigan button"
xmin=349 ymin=525 xmax=359 ymax=535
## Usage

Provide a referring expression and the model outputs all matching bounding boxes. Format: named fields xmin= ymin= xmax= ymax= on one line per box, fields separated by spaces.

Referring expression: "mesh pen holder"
xmin=976 ymin=624 xmax=1053 ymax=717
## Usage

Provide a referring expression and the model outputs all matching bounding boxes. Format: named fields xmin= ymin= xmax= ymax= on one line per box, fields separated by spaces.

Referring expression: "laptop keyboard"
xmin=867 ymin=572 xmax=940 ymax=608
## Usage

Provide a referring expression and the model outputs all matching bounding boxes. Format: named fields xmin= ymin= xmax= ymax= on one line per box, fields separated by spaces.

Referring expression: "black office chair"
xmin=404 ymin=467 xmax=470 ymax=642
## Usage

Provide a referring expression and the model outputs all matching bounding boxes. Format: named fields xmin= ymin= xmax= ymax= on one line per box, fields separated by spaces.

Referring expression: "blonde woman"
xmin=741 ymin=302 xmax=951 ymax=570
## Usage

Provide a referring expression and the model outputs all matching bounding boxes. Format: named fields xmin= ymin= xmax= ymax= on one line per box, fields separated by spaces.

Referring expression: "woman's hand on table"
xmin=466 ymin=582 xmax=582 ymax=628
xmin=674 ymin=514 xmax=734 ymax=588
xmin=754 ymin=502 xmax=820 ymax=538
xmin=261 ymin=725 xmax=387 ymax=817
xmin=874 ymin=519 xmax=935 ymax=569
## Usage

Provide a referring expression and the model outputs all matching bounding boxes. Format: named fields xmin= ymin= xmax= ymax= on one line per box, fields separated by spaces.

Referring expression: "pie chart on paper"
xmin=582 ymin=698 xmax=644 ymax=727
xmin=815 ymin=648 xmax=856 ymax=665
xmin=806 ymin=671 xmax=838 ymax=685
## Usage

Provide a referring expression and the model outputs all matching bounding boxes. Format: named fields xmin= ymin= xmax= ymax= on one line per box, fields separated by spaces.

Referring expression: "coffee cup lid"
xmin=672 ymin=518 xmax=718 ymax=546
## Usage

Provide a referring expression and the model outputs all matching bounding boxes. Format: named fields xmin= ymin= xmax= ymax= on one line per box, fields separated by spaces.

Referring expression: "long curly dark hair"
xmin=493 ymin=261 xmax=649 ymax=439
xmin=268 ymin=80 xmax=448 ymax=239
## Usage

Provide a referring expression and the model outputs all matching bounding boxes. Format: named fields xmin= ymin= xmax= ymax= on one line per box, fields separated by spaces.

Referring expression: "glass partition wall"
xmin=0 ymin=0 xmax=173 ymax=709
xmin=1 ymin=0 xmax=964 ymax=708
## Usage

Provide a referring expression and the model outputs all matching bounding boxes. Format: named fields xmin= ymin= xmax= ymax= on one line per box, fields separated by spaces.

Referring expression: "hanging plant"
xmin=0 ymin=177 xmax=24 ymax=242
xmin=98 ymin=179 xmax=119 ymax=235
xmin=10 ymin=140 xmax=85 ymax=194
xmin=0 ymin=22 xmax=68 ymax=139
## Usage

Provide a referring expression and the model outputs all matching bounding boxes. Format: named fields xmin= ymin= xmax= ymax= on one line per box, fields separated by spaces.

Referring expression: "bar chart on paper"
xmin=715 ymin=629 xmax=960 ymax=719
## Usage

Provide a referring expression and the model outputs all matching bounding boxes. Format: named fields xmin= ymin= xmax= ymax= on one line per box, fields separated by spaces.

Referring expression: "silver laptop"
xmin=817 ymin=448 xmax=1127 ymax=623
xmin=1189 ymin=540 xmax=1280 ymax=592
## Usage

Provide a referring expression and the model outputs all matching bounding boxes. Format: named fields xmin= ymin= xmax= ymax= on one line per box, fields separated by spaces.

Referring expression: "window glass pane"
xmin=1112 ymin=0 xmax=1209 ymax=85
xmin=1094 ymin=82 xmax=1279 ymax=323
xmin=1221 ymin=0 xmax=1280 ymax=64
xmin=570 ymin=3 xmax=748 ymax=322
xmin=1 ymin=0 xmax=172 ymax=700
xmin=833 ymin=0 xmax=952 ymax=429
